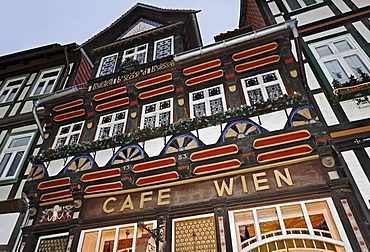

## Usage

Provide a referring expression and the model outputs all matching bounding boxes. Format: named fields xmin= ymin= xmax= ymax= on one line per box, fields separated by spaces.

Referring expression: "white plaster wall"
xmin=0 ymin=130 xmax=7 ymax=145
xmin=47 ymin=157 xmax=72 ymax=177
xmin=268 ymin=1 xmax=281 ymax=15
xmin=304 ymin=63 xmax=321 ymax=90
xmin=18 ymin=86 xmax=30 ymax=101
xmin=340 ymin=97 xmax=370 ymax=122
xmin=275 ymin=16 xmax=285 ymax=24
xmin=11 ymin=125 xmax=37 ymax=133
xmin=26 ymin=73 xmax=37 ymax=86
xmin=9 ymin=102 xmax=20 ymax=116
xmin=0 ymin=185 xmax=12 ymax=201
xmin=342 ymin=150 xmax=370 ymax=209
xmin=20 ymin=100 xmax=34 ymax=114
xmin=292 ymin=6 xmax=335 ymax=26
xmin=352 ymin=0 xmax=369 ymax=8
xmin=15 ymin=179 xmax=27 ymax=199
xmin=353 ymin=21 xmax=370 ymax=43
xmin=0 ymin=212 xmax=20 ymax=245
xmin=365 ymin=147 xmax=370 ymax=159
xmin=250 ymin=109 xmax=292 ymax=132
xmin=94 ymin=149 xmax=115 ymax=167
xmin=192 ymin=124 xmax=226 ymax=145
xmin=332 ymin=0 xmax=351 ymax=13
xmin=0 ymin=106 xmax=9 ymax=118
xmin=303 ymin=27 xmax=347 ymax=42
xmin=313 ymin=93 xmax=339 ymax=126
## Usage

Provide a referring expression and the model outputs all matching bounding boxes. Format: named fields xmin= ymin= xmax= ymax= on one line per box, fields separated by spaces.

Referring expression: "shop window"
xmin=141 ymin=98 xmax=172 ymax=129
xmin=172 ymin=214 xmax=217 ymax=252
xmin=95 ymin=110 xmax=128 ymax=140
xmin=35 ymin=233 xmax=69 ymax=252
xmin=229 ymin=198 xmax=349 ymax=252
xmin=0 ymin=75 xmax=26 ymax=103
xmin=96 ymin=53 xmax=119 ymax=77
xmin=154 ymin=36 xmax=174 ymax=60
xmin=241 ymin=70 xmax=287 ymax=105
xmin=0 ymin=132 xmax=34 ymax=181
xmin=31 ymin=66 xmax=63 ymax=96
xmin=282 ymin=0 xmax=323 ymax=11
xmin=309 ymin=34 xmax=370 ymax=85
xmin=189 ymin=84 xmax=227 ymax=118
xmin=123 ymin=44 xmax=148 ymax=64
xmin=77 ymin=222 xmax=155 ymax=252
xmin=53 ymin=121 xmax=84 ymax=149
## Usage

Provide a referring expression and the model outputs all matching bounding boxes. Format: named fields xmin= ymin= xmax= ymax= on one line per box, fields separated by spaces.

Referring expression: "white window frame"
xmin=76 ymin=221 xmax=156 ymax=252
xmin=96 ymin=53 xmax=119 ymax=78
xmin=282 ymin=0 xmax=323 ymax=12
xmin=30 ymin=66 xmax=63 ymax=96
xmin=228 ymin=197 xmax=352 ymax=252
xmin=241 ymin=70 xmax=287 ymax=105
xmin=141 ymin=98 xmax=173 ymax=129
xmin=122 ymin=44 xmax=148 ymax=64
xmin=153 ymin=36 xmax=174 ymax=60
xmin=95 ymin=109 xmax=128 ymax=140
xmin=53 ymin=121 xmax=85 ymax=149
xmin=0 ymin=132 xmax=35 ymax=181
xmin=309 ymin=34 xmax=370 ymax=86
xmin=35 ymin=232 xmax=69 ymax=252
xmin=0 ymin=75 xmax=27 ymax=103
xmin=189 ymin=84 xmax=227 ymax=118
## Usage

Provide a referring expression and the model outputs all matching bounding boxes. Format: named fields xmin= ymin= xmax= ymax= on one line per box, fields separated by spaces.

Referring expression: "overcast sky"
xmin=0 ymin=1 xmax=240 ymax=56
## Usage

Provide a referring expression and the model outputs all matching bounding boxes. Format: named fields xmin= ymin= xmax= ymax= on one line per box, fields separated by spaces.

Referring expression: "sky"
xmin=0 ymin=1 xmax=240 ymax=56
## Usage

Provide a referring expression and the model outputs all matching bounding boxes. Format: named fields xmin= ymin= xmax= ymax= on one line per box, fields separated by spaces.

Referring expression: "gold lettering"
xmin=241 ymin=175 xmax=248 ymax=193
xmin=274 ymin=168 xmax=293 ymax=187
xmin=120 ymin=195 xmax=134 ymax=211
xmin=253 ymin=172 xmax=269 ymax=191
xmin=214 ymin=178 xmax=234 ymax=197
xmin=103 ymin=197 xmax=116 ymax=214
xmin=158 ymin=188 xmax=171 ymax=206
xmin=140 ymin=191 xmax=153 ymax=209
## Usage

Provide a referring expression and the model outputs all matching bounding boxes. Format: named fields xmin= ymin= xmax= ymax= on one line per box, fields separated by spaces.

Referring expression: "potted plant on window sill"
xmin=332 ymin=73 xmax=370 ymax=102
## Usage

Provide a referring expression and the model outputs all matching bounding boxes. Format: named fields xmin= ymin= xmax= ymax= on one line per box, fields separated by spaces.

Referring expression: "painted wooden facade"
xmin=0 ymin=43 xmax=86 ymax=251
xmin=18 ymin=2 xmax=369 ymax=252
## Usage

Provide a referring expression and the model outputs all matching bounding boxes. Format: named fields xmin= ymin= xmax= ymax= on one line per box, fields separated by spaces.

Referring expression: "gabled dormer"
xmin=81 ymin=3 xmax=202 ymax=81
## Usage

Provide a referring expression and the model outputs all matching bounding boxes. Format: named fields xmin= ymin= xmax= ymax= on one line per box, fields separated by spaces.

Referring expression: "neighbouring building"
xmin=19 ymin=2 xmax=369 ymax=252
xmin=0 ymin=43 xmax=88 ymax=251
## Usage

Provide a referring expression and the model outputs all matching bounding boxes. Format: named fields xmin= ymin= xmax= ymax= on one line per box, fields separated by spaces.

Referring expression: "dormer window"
xmin=0 ymin=75 xmax=27 ymax=103
xmin=96 ymin=53 xmax=118 ymax=77
xmin=123 ymin=44 xmax=148 ymax=64
xmin=31 ymin=66 xmax=63 ymax=96
xmin=154 ymin=36 xmax=174 ymax=60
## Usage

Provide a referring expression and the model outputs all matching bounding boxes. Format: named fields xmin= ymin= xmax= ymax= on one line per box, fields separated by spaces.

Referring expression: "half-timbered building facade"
xmin=19 ymin=2 xmax=369 ymax=252
xmin=0 ymin=43 xmax=86 ymax=251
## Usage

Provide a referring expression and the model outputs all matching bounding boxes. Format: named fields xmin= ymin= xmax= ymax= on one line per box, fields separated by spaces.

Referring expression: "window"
xmin=53 ymin=121 xmax=84 ymax=149
xmin=31 ymin=67 xmax=63 ymax=96
xmin=0 ymin=132 xmax=34 ymax=180
xmin=77 ymin=222 xmax=156 ymax=252
xmin=141 ymin=98 xmax=172 ymax=129
xmin=96 ymin=53 xmax=119 ymax=77
xmin=229 ymin=198 xmax=350 ymax=252
xmin=310 ymin=34 xmax=370 ymax=85
xmin=123 ymin=44 xmax=148 ymax=64
xmin=189 ymin=84 xmax=227 ymax=118
xmin=283 ymin=0 xmax=323 ymax=11
xmin=0 ymin=76 xmax=26 ymax=103
xmin=154 ymin=36 xmax=174 ymax=60
xmin=241 ymin=70 xmax=287 ymax=105
xmin=172 ymin=214 xmax=217 ymax=252
xmin=35 ymin=233 xmax=69 ymax=252
xmin=95 ymin=110 xmax=128 ymax=140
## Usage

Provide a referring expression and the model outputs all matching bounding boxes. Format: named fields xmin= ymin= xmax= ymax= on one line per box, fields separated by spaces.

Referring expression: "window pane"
xmin=9 ymin=136 xmax=31 ymax=148
xmin=81 ymin=231 xmax=98 ymax=252
xmin=99 ymin=127 xmax=111 ymax=139
xmin=55 ymin=137 xmax=66 ymax=149
xmin=286 ymin=0 xmax=302 ymax=10
xmin=72 ymin=123 xmax=83 ymax=132
xmin=247 ymin=89 xmax=264 ymax=104
xmin=334 ymin=40 xmax=352 ymax=52
xmin=234 ymin=210 xmax=256 ymax=249
xmin=344 ymin=55 xmax=370 ymax=78
xmin=316 ymin=45 xmax=333 ymax=57
xmin=6 ymin=89 xmax=17 ymax=102
xmin=6 ymin=151 xmax=23 ymax=176
xmin=0 ymin=153 xmax=11 ymax=177
xmin=144 ymin=115 xmax=156 ymax=129
xmin=257 ymin=208 xmax=281 ymax=238
xmin=281 ymin=204 xmax=308 ymax=233
xmin=155 ymin=38 xmax=172 ymax=59
xmin=159 ymin=111 xmax=171 ymax=126
xmin=145 ymin=104 xmax=156 ymax=114
xmin=303 ymin=0 xmax=317 ymax=5
xmin=99 ymin=55 xmax=118 ymax=77
xmin=266 ymin=84 xmax=283 ymax=100
xmin=44 ymin=81 xmax=55 ymax=93
xmin=113 ymin=123 xmax=124 ymax=135
xmin=0 ymin=91 xmax=7 ymax=103
xmin=98 ymin=229 xmax=116 ymax=252
xmin=193 ymin=103 xmax=206 ymax=117
xmin=324 ymin=60 xmax=348 ymax=83
xmin=68 ymin=134 xmax=79 ymax=145
xmin=210 ymin=98 xmax=224 ymax=114
xmin=118 ymin=226 xmax=135 ymax=252
xmin=192 ymin=91 xmax=205 ymax=101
